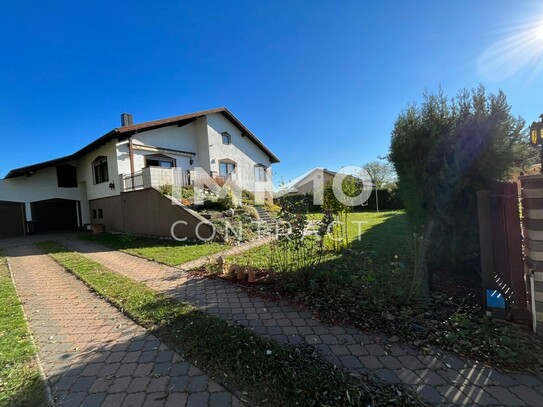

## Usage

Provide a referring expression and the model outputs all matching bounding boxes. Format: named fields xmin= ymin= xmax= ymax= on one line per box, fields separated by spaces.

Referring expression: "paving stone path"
xmin=6 ymin=244 xmax=240 ymax=407
xmin=59 ymin=237 xmax=543 ymax=406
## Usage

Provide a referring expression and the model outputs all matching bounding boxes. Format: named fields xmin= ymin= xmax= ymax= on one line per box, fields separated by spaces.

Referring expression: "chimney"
xmin=121 ymin=113 xmax=134 ymax=127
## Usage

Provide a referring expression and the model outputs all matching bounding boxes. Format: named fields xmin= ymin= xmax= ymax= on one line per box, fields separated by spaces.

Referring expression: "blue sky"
xmin=2 ymin=1 xmax=543 ymax=184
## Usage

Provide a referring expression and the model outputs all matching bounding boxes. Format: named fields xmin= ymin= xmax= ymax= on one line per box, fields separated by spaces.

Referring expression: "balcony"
xmin=120 ymin=167 xmax=191 ymax=192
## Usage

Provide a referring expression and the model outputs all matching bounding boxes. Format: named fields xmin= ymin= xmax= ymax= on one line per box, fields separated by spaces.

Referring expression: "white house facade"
xmin=0 ymin=107 xmax=279 ymax=238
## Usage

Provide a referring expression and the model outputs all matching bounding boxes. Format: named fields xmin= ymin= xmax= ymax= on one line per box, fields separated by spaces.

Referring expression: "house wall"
xmin=116 ymin=120 xmax=202 ymax=175
xmin=195 ymin=116 xmax=211 ymax=173
xmin=89 ymin=195 xmax=124 ymax=232
xmin=0 ymin=165 xmax=81 ymax=203
xmin=206 ymin=113 xmax=274 ymax=195
xmin=77 ymin=140 xmax=120 ymax=201
xmin=296 ymin=170 xmax=335 ymax=195
xmin=120 ymin=187 xmax=214 ymax=239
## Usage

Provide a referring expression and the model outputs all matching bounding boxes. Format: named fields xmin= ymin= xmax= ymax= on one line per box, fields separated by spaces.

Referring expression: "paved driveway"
xmin=7 ymin=244 xmax=240 ymax=407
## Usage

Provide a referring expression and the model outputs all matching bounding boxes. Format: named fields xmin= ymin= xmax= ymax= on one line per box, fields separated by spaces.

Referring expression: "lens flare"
xmin=536 ymin=24 xmax=543 ymax=40
xmin=477 ymin=20 xmax=543 ymax=81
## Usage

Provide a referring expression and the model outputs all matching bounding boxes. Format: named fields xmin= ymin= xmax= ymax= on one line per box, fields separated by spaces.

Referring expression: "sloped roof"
xmin=5 ymin=107 xmax=279 ymax=178
xmin=276 ymin=167 xmax=337 ymax=194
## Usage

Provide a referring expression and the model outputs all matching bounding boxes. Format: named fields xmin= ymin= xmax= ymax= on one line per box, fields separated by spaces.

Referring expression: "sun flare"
xmin=478 ymin=18 xmax=543 ymax=81
xmin=534 ymin=23 xmax=543 ymax=40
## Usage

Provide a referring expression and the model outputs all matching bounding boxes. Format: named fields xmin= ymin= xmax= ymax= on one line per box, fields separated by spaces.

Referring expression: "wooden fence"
xmin=477 ymin=180 xmax=531 ymax=323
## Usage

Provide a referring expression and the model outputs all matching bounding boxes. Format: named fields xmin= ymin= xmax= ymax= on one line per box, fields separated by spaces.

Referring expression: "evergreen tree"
xmin=389 ymin=86 xmax=532 ymax=273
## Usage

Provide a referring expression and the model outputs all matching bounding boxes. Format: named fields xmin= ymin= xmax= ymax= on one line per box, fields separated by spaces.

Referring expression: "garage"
xmin=30 ymin=199 xmax=79 ymax=233
xmin=0 ymin=201 xmax=26 ymax=238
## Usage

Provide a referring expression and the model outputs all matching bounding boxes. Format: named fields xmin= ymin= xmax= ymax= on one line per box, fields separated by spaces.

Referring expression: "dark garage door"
xmin=31 ymin=199 xmax=78 ymax=233
xmin=0 ymin=201 xmax=25 ymax=238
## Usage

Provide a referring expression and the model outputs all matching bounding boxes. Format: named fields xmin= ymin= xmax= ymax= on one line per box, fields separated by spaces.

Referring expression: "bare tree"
xmin=362 ymin=160 xmax=396 ymax=212
xmin=363 ymin=160 xmax=396 ymax=188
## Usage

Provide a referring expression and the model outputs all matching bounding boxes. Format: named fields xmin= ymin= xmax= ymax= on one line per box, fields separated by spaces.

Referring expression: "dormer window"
xmin=92 ymin=156 xmax=109 ymax=184
xmin=222 ymin=132 xmax=232 ymax=145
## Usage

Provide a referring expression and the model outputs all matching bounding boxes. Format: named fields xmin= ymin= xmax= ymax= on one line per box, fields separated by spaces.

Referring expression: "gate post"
xmin=477 ymin=190 xmax=496 ymax=303
xmin=520 ymin=175 xmax=543 ymax=335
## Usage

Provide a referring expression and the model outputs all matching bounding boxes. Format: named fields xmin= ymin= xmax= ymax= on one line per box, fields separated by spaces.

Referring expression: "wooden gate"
xmin=477 ymin=180 xmax=531 ymax=323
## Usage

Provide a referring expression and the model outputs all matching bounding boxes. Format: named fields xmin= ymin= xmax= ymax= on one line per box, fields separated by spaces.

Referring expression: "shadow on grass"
xmin=1 ymin=367 xmax=48 ymax=407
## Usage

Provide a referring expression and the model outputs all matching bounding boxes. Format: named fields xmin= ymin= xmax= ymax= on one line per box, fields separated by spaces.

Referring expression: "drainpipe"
xmin=129 ymin=136 xmax=135 ymax=191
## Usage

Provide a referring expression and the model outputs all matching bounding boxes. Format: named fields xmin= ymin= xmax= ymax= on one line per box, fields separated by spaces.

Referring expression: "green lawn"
xmin=80 ymin=233 xmax=225 ymax=266
xmin=309 ymin=210 xmax=409 ymax=256
xmin=228 ymin=210 xmax=409 ymax=269
xmin=0 ymin=253 xmax=48 ymax=407
xmin=38 ymin=241 xmax=420 ymax=407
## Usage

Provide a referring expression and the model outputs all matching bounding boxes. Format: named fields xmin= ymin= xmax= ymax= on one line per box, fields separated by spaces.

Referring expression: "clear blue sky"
xmin=2 ymin=1 xmax=543 ymax=184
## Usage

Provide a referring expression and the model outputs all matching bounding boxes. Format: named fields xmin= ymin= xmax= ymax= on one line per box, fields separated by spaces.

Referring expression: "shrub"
xmin=389 ymin=86 xmax=532 ymax=272
xmin=159 ymin=184 xmax=194 ymax=203
xmin=242 ymin=205 xmax=259 ymax=220
xmin=264 ymin=201 xmax=281 ymax=213
xmin=359 ymin=188 xmax=404 ymax=211
xmin=159 ymin=184 xmax=172 ymax=196
xmin=242 ymin=189 xmax=255 ymax=203
xmin=217 ymin=186 xmax=239 ymax=209
xmin=202 ymin=197 xmax=226 ymax=211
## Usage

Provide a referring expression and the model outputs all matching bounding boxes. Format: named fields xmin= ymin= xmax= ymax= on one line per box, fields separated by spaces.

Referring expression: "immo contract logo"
xmin=168 ymin=165 xmax=374 ymax=241
xmin=169 ymin=165 xmax=373 ymax=206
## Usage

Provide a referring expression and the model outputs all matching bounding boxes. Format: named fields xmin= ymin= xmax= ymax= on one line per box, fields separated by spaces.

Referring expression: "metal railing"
xmin=121 ymin=170 xmax=144 ymax=191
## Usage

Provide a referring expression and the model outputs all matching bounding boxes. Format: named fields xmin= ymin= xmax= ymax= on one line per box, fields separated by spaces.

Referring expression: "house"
xmin=276 ymin=167 xmax=337 ymax=197
xmin=0 ymin=107 xmax=280 ymax=238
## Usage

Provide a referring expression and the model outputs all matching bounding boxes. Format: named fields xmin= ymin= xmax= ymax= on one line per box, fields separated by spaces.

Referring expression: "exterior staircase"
xmin=255 ymin=206 xmax=274 ymax=226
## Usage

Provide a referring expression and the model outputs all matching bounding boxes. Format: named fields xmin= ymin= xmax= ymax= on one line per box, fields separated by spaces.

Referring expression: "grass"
xmin=37 ymin=240 xmax=421 ymax=407
xmin=80 ymin=232 xmax=225 ymax=266
xmin=308 ymin=210 xmax=409 ymax=257
xmin=0 ymin=252 xmax=48 ymax=407
xmin=228 ymin=211 xmax=409 ymax=269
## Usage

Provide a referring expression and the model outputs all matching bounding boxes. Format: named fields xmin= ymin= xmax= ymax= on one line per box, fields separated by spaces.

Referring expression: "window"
xmin=92 ymin=209 xmax=97 ymax=219
xmin=56 ymin=164 xmax=77 ymax=188
xmin=98 ymin=209 xmax=103 ymax=218
xmin=222 ymin=132 xmax=231 ymax=145
xmin=254 ymin=165 xmax=267 ymax=182
xmin=219 ymin=161 xmax=236 ymax=178
xmin=92 ymin=156 xmax=109 ymax=184
xmin=145 ymin=154 xmax=175 ymax=168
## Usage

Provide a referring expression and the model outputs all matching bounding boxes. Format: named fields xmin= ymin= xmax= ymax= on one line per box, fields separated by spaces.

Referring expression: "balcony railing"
xmin=121 ymin=167 xmax=191 ymax=192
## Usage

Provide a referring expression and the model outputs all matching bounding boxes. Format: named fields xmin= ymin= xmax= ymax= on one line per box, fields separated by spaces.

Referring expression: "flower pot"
xmin=92 ymin=224 xmax=105 ymax=234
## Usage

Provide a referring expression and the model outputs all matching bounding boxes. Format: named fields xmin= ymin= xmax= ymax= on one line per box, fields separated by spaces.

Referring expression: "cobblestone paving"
xmin=60 ymin=237 xmax=543 ymax=406
xmin=7 ymin=244 xmax=240 ymax=407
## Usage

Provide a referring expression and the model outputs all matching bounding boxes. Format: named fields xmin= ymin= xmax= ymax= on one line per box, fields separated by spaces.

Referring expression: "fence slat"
xmin=484 ymin=180 xmax=530 ymax=323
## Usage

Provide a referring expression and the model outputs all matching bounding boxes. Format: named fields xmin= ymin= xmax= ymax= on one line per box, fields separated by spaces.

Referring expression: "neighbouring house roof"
xmin=276 ymin=167 xmax=337 ymax=194
xmin=5 ymin=107 xmax=280 ymax=178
